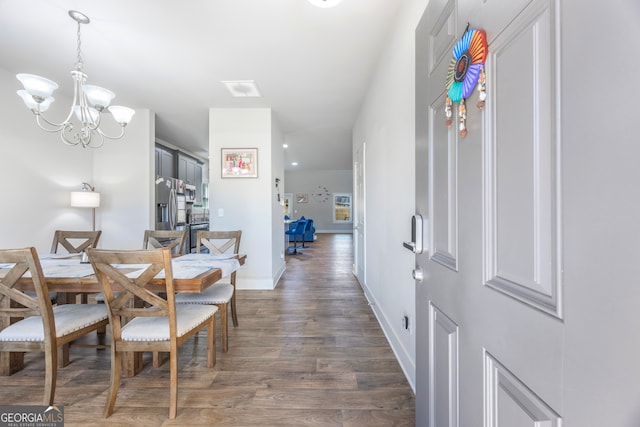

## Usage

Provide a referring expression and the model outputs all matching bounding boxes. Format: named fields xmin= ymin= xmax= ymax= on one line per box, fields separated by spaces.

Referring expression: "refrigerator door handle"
xmin=169 ymin=189 xmax=176 ymax=230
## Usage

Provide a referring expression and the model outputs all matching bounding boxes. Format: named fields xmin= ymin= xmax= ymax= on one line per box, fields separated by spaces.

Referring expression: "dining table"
xmin=0 ymin=251 xmax=246 ymax=377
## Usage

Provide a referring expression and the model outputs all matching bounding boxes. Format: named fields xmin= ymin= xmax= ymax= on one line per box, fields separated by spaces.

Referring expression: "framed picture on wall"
xmin=221 ymin=148 xmax=258 ymax=178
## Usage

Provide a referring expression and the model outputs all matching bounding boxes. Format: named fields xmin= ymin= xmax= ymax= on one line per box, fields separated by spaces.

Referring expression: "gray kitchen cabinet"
xmin=177 ymin=153 xmax=204 ymax=203
xmin=177 ymin=153 xmax=198 ymax=185
xmin=155 ymin=145 xmax=175 ymax=178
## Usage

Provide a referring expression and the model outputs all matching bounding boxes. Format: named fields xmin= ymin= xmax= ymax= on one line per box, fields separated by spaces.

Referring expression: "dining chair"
xmin=50 ymin=230 xmax=102 ymax=255
xmin=144 ymin=229 xmax=189 ymax=366
xmin=50 ymin=230 xmax=102 ymax=305
xmin=50 ymin=230 xmax=103 ymax=363
xmin=174 ymin=230 xmax=241 ymax=352
xmin=142 ymin=229 xmax=187 ymax=256
xmin=88 ymin=247 xmax=217 ymax=419
xmin=95 ymin=229 xmax=186 ymax=305
xmin=0 ymin=247 xmax=109 ymax=405
xmin=96 ymin=229 xmax=188 ymax=359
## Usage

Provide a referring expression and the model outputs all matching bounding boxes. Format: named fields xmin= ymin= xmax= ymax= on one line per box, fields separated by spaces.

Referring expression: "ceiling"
xmin=0 ymin=0 xmax=402 ymax=170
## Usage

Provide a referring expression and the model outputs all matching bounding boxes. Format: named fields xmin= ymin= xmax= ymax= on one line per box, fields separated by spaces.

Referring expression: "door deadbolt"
xmin=412 ymin=266 xmax=424 ymax=282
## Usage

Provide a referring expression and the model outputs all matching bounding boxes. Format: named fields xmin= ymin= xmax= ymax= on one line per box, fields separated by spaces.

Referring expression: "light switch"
xmin=218 ymin=208 xmax=224 ymax=217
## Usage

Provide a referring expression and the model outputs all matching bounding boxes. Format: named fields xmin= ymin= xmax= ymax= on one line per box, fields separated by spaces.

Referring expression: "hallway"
xmin=0 ymin=233 xmax=415 ymax=426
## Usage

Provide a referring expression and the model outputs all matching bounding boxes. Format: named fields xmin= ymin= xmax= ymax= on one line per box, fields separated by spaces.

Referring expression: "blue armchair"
xmin=287 ymin=217 xmax=315 ymax=243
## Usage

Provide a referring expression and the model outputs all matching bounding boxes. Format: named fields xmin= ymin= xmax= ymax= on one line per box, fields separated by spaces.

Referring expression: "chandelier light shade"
xmin=16 ymin=10 xmax=135 ymax=149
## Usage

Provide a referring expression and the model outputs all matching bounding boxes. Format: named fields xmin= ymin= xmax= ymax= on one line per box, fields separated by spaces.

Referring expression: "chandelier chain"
xmin=75 ymin=20 xmax=84 ymax=72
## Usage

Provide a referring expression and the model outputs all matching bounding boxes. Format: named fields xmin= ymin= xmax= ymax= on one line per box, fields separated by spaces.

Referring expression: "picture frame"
xmin=221 ymin=148 xmax=258 ymax=178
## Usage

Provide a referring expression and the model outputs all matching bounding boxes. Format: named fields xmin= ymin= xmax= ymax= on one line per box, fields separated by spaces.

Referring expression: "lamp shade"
xmin=17 ymin=90 xmax=54 ymax=111
xmin=16 ymin=73 xmax=59 ymax=99
xmin=83 ymin=85 xmax=115 ymax=109
xmin=70 ymin=191 xmax=100 ymax=208
xmin=108 ymin=105 xmax=135 ymax=124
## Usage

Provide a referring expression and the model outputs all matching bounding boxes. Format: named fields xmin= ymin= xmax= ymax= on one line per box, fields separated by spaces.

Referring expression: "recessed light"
xmin=221 ymin=80 xmax=261 ymax=97
xmin=283 ymin=144 xmax=288 ymax=148
xmin=308 ymin=0 xmax=342 ymax=7
xmin=291 ymin=162 xmax=298 ymax=166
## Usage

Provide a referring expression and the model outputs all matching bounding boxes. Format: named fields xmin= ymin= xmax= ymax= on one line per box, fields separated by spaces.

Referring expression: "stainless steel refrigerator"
xmin=155 ymin=177 xmax=187 ymax=231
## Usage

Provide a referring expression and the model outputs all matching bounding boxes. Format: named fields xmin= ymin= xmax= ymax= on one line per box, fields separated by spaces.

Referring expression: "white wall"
xmin=271 ymin=117 xmax=286 ymax=284
xmin=352 ymin=0 xmax=428 ymax=390
xmin=93 ymin=109 xmax=155 ymax=249
xmin=209 ymin=108 xmax=285 ymax=290
xmin=284 ymin=169 xmax=353 ymax=232
xmin=0 ymin=67 xmax=155 ymax=252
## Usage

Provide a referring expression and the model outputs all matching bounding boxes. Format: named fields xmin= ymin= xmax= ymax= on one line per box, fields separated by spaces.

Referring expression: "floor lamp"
xmin=70 ymin=182 xmax=101 ymax=231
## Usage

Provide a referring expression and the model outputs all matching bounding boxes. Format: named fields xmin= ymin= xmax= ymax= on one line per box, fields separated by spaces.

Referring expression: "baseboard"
xmin=235 ymin=277 xmax=277 ymax=290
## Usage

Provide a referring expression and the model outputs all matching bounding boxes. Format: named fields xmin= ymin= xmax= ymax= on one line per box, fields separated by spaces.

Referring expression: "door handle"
xmin=402 ymin=214 xmax=424 ymax=254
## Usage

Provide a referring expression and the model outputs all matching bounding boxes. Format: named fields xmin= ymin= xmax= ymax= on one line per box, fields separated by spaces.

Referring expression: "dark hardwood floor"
xmin=0 ymin=233 xmax=415 ymax=426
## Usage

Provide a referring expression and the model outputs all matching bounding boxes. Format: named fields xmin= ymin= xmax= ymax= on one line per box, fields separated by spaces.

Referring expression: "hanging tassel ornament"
xmin=459 ymin=98 xmax=467 ymax=138
xmin=476 ymin=65 xmax=486 ymax=109
xmin=443 ymin=25 xmax=488 ymax=138
xmin=445 ymin=97 xmax=453 ymax=126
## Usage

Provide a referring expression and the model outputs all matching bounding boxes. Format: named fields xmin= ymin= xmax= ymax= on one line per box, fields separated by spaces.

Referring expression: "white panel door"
xmin=416 ymin=0 xmax=564 ymax=425
xmin=417 ymin=0 xmax=640 ymax=425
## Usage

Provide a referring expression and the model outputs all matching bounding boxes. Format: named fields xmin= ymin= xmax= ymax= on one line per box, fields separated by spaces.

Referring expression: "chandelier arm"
xmin=31 ymin=70 xmax=82 ymax=131
xmin=91 ymin=132 xmax=105 ymax=148
xmin=60 ymin=124 xmax=81 ymax=147
xmin=96 ymin=125 xmax=126 ymax=140
xmin=34 ymin=114 xmax=65 ymax=133
xmin=79 ymin=129 xmax=104 ymax=148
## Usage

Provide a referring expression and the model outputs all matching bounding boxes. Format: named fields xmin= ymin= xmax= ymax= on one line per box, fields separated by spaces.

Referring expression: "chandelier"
xmin=16 ymin=10 xmax=135 ymax=148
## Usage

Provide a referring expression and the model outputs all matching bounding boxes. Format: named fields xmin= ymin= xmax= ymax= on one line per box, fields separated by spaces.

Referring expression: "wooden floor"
xmin=0 ymin=233 xmax=415 ymax=426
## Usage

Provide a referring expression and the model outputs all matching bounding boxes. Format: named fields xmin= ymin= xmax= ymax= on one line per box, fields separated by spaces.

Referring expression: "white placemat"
xmin=123 ymin=264 xmax=212 ymax=279
xmin=0 ymin=262 xmax=94 ymax=278
xmin=173 ymin=254 xmax=240 ymax=276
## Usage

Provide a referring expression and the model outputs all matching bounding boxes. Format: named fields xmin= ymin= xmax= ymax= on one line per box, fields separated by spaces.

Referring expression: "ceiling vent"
xmin=221 ymin=80 xmax=262 ymax=97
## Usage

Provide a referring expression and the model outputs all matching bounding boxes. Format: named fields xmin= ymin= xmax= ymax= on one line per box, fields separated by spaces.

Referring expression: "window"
xmin=333 ymin=193 xmax=352 ymax=223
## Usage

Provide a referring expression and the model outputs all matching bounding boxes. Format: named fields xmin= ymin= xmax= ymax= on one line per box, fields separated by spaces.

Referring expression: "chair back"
xmin=293 ymin=220 xmax=308 ymax=235
xmin=88 ymin=247 xmax=176 ymax=341
xmin=0 ymin=248 xmax=55 ymax=347
xmin=196 ymin=230 xmax=242 ymax=255
xmin=50 ymin=230 xmax=101 ymax=254
xmin=143 ymin=229 xmax=187 ymax=255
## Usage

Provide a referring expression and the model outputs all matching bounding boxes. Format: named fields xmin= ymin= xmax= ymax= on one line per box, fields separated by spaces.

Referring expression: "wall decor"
xmin=445 ymin=24 xmax=488 ymax=137
xmin=221 ymin=148 xmax=258 ymax=178
xmin=296 ymin=193 xmax=308 ymax=203
xmin=312 ymin=185 xmax=331 ymax=203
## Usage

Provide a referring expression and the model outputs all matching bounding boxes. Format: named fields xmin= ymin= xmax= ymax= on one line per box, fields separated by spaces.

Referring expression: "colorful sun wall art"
xmin=445 ymin=26 xmax=488 ymax=138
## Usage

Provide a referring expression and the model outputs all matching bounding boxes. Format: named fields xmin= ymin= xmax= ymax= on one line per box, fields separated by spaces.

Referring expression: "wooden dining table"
xmin=0 ymin=253 xmax=246 ymax=377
